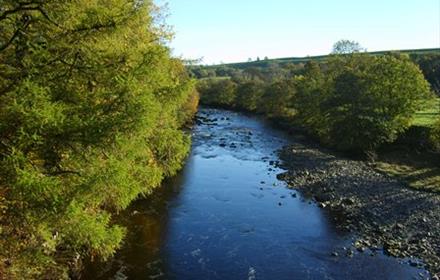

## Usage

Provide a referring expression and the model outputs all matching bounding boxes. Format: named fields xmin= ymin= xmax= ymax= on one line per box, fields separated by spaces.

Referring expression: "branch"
xmin=68 ymin=21 xmax=117 ymax=34
xmin=0 ymin=5 xmax=40 ymax=22
xmin=0 ymin=3 xmax=61 ymax=29
xmin=0 ymin=25 xmax=26 ymax=52
xmin=45 ymin=170 xmax=81 ymax=176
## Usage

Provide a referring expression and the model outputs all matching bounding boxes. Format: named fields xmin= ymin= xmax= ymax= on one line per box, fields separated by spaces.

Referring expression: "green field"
xmin=206 ymin=48 xmax=440 ymax=69
xmin=413 ymin=98 xmax=440 ymax=127
xmin=376 ymin=98 xmax=440 ymax=193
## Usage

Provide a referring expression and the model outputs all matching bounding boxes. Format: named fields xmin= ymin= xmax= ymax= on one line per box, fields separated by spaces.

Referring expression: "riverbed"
xmin=83 ymin=108 xmax=428 ymax=279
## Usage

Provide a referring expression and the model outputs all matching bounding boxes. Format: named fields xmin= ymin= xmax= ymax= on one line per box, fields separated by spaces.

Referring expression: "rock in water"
xmin=248 ymin=267 xmax=257 ymax=280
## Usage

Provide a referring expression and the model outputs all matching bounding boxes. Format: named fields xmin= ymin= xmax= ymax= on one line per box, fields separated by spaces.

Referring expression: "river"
xmin=83 ymin=108 xmax=428 ymax=279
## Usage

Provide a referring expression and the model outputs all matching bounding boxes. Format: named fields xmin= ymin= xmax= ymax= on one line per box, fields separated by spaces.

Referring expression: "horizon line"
xmin=201 ymin=47 xmax=440 ymax=67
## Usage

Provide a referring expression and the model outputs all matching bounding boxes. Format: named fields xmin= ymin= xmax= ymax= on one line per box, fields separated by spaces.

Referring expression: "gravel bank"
xmin=277 ymin=139 xmax=440 ymax=277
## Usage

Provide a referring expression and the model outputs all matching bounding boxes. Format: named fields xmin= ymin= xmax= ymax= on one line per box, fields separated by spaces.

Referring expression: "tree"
xmin=413 ymin=53 xmax=440 ymax=95
xmin=198 ymin=78 xmax=237 ymax=107
xmin=332 ymin=40 xmax=365 ymax=54
xmin=0 ymin=1 xmax=195 ymax=278
xmin=243 ymin=67 xmax=263 ymax=80
xmin=322 ymin=55 xmax=430 ymax=152
xmin=294 ymin=61 xmax=328 ymax=134
xmin=259 ymin=78 xmax=296 ymax=118
xmin=235 ymin=79 xmax=264 ymax=111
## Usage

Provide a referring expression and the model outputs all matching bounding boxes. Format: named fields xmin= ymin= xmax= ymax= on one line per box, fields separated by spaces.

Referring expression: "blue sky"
xmin=157 ymin=0 xmax=440 ymax=64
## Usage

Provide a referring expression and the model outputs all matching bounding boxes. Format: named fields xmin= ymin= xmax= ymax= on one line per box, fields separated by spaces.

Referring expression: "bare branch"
xmin=0 ymin=24 xmax=26 ymax=52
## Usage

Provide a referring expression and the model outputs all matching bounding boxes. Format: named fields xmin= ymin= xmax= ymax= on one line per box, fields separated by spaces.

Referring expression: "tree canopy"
xmin=0 ymin=1 xmax=196 ymax=278
xmin=332 ymin=39 xmax=365 ymax=54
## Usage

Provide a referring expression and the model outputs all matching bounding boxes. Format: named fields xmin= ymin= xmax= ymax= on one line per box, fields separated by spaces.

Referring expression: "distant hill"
xmin=204 ymin=48 xmax=440 ymax=69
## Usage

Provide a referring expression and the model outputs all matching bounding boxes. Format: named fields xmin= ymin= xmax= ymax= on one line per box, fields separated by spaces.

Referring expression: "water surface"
xmin=84 ymin=108 xmax=428 ymax=280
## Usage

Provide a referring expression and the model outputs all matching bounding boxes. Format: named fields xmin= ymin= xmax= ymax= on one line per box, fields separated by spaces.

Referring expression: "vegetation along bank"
xmin=195 ymin=50 xmax=440 ymax=275
xmin=0 ymin=1 xmax=198 ymax=279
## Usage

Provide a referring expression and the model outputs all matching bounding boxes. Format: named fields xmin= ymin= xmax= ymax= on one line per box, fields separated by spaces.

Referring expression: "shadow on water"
xmin=81 ymin=170 xmax=189 ymax=279
xmin=82 ymin=108 xmax=429 ymax=280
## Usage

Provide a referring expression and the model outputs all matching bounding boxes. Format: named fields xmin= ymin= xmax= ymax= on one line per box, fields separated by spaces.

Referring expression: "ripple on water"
xmin=82 ymin=108 xmax=430 ymax=280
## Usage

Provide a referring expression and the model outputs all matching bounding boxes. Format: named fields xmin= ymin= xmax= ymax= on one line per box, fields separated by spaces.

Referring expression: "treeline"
xmin=0 ymin=0 xmax=197 ymax=279
xmin=192 ymin=52 xmax=440 ymax=95
xmin=198 ymin=53 xmax=437 ymax=154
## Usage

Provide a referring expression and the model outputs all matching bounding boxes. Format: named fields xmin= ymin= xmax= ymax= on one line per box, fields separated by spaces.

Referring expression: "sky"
xmin=156 ymin=0 xmax=440 ymax=65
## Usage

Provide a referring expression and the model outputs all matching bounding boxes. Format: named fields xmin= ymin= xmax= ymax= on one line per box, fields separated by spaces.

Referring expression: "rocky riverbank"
xmin=277 ymin=139 xmax=440 ymax=278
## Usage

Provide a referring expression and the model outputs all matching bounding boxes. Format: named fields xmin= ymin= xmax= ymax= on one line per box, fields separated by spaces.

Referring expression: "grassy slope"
xmin=208 ymin=48 xmax=440 ymax=69
xmin=377 ymin=98 xmax=440 ymax=193
xmin=413 ymin=98 xmax=440 ymax=127
xmin=201 ymin=48 xmax=440 ymax=193
xmin=376 ymin=150 xmax=440 ymax=193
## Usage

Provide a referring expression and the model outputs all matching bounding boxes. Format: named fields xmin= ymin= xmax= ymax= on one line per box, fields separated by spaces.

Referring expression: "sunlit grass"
xmin=376 ymin=151 xmax=440 ymax=193
xmin=413 ymin=98 xmax=440 ymax=127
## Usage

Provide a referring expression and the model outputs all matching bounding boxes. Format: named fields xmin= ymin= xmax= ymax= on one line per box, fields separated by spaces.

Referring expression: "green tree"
xmin=322 ymin=55 xmax=430 ymax=152
xmin=259 ymin=78 xmax=296 ymax=118
xmin=235 ymin=79 xmax=264 ymax=111
xmin=332 ymin=39 xmax=364 ymax=54
xmin=413 ymin=53 xmax=440 ymax=95
xmin=198 ymin=78 xmax=237 ymax=107
xmin=294 ymin=61 xmax=329 ymax=135
xmin=0 ymin=1 xmax=195 ymax=278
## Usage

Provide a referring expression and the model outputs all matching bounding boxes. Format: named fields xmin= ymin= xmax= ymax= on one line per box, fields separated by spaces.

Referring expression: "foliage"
xmin=198 ymin=78 xmax=237 ymax=107
xmin=295 ymin=54 xmax=432 ymax=152
xmin=413 ymin=98 xmax=440 ymax=127
xmin=259 ymin=79 xmax=296 ymax=118
xmin=293 ymin=61 xmax=328 ymax=134
xmin=332 ymin=39 xmax=365 ymax=54
xmin=412 ymin=54 xmax=440 ymax=94
xmin=0 ymin=0 xmax=195 ymax=278
xmin=235 ymin=79 xmax=264 ymax=112
xmin=430 ymin=121 xmax=440 ymax=151
xmin=178 ymin=88 xmax=200 ymax=125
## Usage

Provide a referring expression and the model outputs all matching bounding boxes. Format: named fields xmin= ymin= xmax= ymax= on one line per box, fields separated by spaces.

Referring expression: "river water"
xmin=83 ymin=108 xmax=428 ymax=280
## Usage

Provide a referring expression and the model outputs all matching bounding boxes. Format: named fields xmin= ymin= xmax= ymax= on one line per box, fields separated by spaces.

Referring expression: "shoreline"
xmin=276 ymin=137 xmax=440 ymax=277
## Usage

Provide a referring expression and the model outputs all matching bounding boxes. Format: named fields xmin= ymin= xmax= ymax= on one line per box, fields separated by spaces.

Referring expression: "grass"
xmin=413 ymin=98 xmax=440 ymax=127
xmin=206 ymin=48 xmax=440 ymax=69
xmin=375 ymin=150 xmax=440 ymax=193
xmin=375 ymin=97 xmax=440 ymax=193
xmin=199 ymin=76 xmax=231 ymax=81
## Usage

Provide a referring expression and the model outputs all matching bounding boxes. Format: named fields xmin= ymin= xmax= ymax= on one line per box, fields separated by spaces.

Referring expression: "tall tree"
xmin=0 ymin=0 xmax=196 ymax=278
xmin=332 ymin=39 xmax=365 ymax=54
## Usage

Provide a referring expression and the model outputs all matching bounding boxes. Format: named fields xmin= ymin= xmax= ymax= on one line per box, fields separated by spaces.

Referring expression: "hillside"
xmin=204 ymin=48 xmax=440 ymax=69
